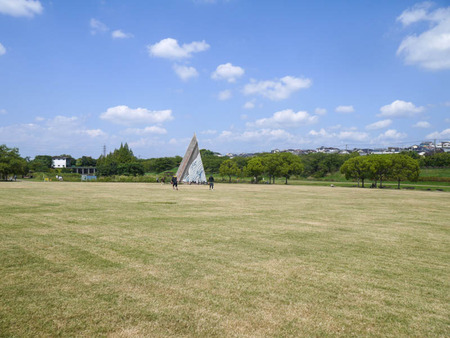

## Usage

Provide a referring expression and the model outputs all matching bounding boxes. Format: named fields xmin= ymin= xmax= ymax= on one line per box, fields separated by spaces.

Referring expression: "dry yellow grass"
xmin=0 ymin=181 xmax=449 ymax=336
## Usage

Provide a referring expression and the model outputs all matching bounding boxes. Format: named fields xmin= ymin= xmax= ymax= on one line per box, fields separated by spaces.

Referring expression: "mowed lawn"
xmin=0 ymin=182 xmax=448 ymax=337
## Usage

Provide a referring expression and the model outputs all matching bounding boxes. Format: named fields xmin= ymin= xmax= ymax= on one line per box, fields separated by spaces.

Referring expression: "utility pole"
xmin=103 ymin=145 xmax=106 ymax=157
xmin=434 ymin=139 xmax=436 ymax=154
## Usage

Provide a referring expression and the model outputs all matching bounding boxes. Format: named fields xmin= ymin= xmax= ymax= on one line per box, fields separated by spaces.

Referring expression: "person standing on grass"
xmin=171 ymin=176 xmax=178 ymax=190
xmin=208 ymin=175 xmax=214 ymax=190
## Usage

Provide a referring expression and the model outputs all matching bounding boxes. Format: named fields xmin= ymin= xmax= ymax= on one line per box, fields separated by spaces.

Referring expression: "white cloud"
xmin=335 ymin=105 xmax=355 ymax=113
xmin=413 ymin=121 xmax=431 ymax=128
xmin=201 ymin=129 xmax=217 ymax=135
xmin=173 ymin=64 xmax=199 ymax=81
xmin=426 ymin=128 xmax=450 ymax=139
xmin=314 ymin=108 xmax=327 ymax=115
xmin=378 ymin=100 xmax=425 ymax=117
xmin=0 ymin=116 xmax=107 ymax=157
xmin=376 ymin=129 xmax=407 ymax=141
xmin=366 ymin=119 xmax=392 ymax=130
xmin=308 ymin=128 xmax=330 ymax=137
xmin=243 ymin=76 xmax=311 ymax=101
xmin=397 ymin=3 xmax=450 ymax=70
xmin=308 ymin=128 xmax=369 ymax=142
xmin=218 ymin=89 xmax=232 ymax=101
xmin=100 ymin=105 xmax=173 ymax=126
xmin=445 ymin=118 xmax=450 ymax=123
xmin=219 ymin=129 xmax=294 ymax=143
xmin=123 ymin=126 xmax=167 ymax=135
xmin=0 ymin=43 xmax=5 ymax=56
xmin=0 ymin=0 xmax=43 ymax=17
xmin=111 ymin=29 xmax=133 ymax=39
xmin=250 ymin=109 xmax=318 ymax=128
xmin=397 ymin=2 xmax=433 ymax=26
xmin=0 ymin=108 xmax=6 ymax=115
xmin=90 ymin=18 xmax=109 ymax=35
xmin=211 ymin=63 xmax=244 ymax=82
xmin=148 ymin=38 xmax=210 ymax=59
xmin=338 ymin=131 xmax=369 ymax=142
xmin=83 ymin=129 xmax=107 ymax=137
xmin=243 ymin=100 xmax=255 ymax=109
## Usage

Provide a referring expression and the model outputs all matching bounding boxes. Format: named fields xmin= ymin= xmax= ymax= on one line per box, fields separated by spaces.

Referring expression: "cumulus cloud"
xmin=148 ymin=38 xmax=210 ymax=59
xmin=100 ymin=105 xmax=173 ymax=126
xmin=376 ymin=129 xmax=407 ymax=141
xmin=0 ymin=43 xmax=5 ymax=56
xmin=249 ymin=109 xmax=318 ymax=128
xmin=90 ymin=18 xmax=109 ymax=35
xmin=314 ymin=108 xmax=327 ymax=115
xmin=308 ymin=128 xmax=369 ymax=142
xmin=0 ymin=116 xmax=107 ymax=156
xmin=83 ymin=129 xmax=107 ymax=137
xmin=366 ymin=119 xmax=392 ymax=130
xmin=173 ymin=64 xmax=199 ymax=81
xmin=378 ymin=100 xmax=425 ymax=117
xmin=396 ymin=3 xmax=450 ymax=70
xmin=219 ymin=128 xmax=294 ymax=143
xmin=335 ymin=105 xmax=355 ymax=113
xmin=243 ymin=76 xmax=311 ymax=101
xmin=426 ymin=128 xmax=450 ymax=138
xmin=122 ymin=126 xmax=167 ymax=135
xmin=218 ymin=89 xmax=232 ymax=101
xmin=0 ymin=0 xmax=43 ymax=17
xmin=211 ymin=63 xmax=245 ymax=82
xmin=201 ymin=129 xmax=217 ymax=135
xmin=111 ymin=29 xmax=133 ymax=39
xmin=243 ymin=100 xmax=255 ymax=109
xmin=413 ymin=121 xmax=431 ymax=128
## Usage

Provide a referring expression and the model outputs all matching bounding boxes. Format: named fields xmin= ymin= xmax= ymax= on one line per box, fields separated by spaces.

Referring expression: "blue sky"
xmin=0 ymin=0 xmax=449 ymax=158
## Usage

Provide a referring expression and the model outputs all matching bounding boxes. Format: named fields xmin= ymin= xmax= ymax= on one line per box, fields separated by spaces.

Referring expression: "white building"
xmin=52 ymin=156 xmax=70 ymax=168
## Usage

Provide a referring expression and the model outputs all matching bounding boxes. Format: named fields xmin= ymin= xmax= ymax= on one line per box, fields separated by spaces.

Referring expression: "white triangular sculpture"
xmin=176 ymin=134 xmax=207 ymax=183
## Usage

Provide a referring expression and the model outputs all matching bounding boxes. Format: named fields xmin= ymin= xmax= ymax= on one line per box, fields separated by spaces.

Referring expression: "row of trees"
xmin=340 ymin=154 xmax=420 ymax=189
xmin=219 ymin=152 xmax=304 ymax=184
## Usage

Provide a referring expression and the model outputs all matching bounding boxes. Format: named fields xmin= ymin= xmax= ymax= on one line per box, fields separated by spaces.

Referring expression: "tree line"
xmin=340 ymin=154 xmax=420 ymax=189
xmin=1 ymin=142 xmax=449 ymax=184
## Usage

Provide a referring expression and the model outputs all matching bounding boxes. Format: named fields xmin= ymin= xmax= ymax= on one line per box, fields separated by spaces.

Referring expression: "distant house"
xmin=52 ymin=156 xmax=71 ymax=168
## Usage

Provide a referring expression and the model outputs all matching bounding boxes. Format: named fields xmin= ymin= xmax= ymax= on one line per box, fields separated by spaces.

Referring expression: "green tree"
xmin=278 ymin=152 xmax=304 ymax=184
xmin=389 ymin=154 xmax=420 ymax=189
xmin=366 ymin=155 xmax=392 ymax=188
xmin=29 ymin=155 xmax=52 ymax=172
xmin=0 ymin=145 xmax=27 ymax=180
xmin=340 ymin=156 xmax=370 ymax=187
xmin=117 ymin=162 xmax=145 ymax=176
xmin=245 ymin=157 xmax=265 ymax=183
xmin=78 ymin=156 xmax=97 ymax=167
xmin=96 ymin=143 xmax=138 ymax=176
xmin=263 ymin=154 xmax=283 ymax=183
xmin=200 ymin=149 xmax=228 ymax=174
xmin=219 ymin=159 xmax=240 ymax=183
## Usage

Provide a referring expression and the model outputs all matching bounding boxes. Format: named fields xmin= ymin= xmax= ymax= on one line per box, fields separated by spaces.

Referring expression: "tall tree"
xmin=366 ymin=155 xmax=392 ymax=188
xmin=389 ymin=154 xmax=420 ymax=189
xmin=263 ymin=154 xmax=283 ymax=184
xmin=219 ymin=159 xmax=240 ymax=183
xmin=340 ymin=156 xmax=370 ymax=187
xmin=245 ymin=157 xmax=265 ymax=183
xmin=278 ymin=152 xmax=304 ymax=184
xmin=0 ymin=145 xmax=27 ymax=180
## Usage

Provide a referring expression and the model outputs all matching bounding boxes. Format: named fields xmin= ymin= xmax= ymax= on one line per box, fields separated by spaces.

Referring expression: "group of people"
xmin=169 ymin=175 xmax=215 ymax=190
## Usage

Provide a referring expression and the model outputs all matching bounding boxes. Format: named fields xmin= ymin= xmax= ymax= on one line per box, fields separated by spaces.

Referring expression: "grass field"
xmin=1 ymin=182 xmax=449 ymax=336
